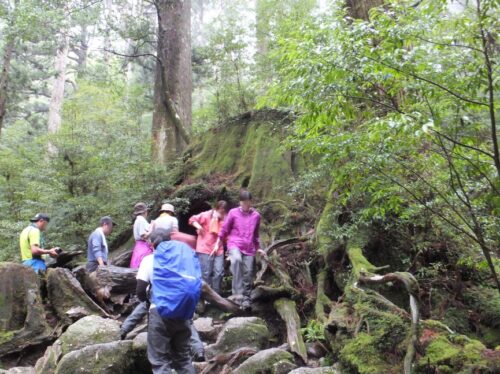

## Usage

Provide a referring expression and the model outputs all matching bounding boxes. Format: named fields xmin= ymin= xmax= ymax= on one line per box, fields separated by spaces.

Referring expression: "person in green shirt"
xmin=19 ymin=213 xmax=59 ymax=272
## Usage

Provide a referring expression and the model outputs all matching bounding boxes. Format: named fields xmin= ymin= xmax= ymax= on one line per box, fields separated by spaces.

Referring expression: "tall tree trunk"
xmin=255 ymin=0 xmax=270 ymax=58
xmin=152 ymin=0 xmax=192 ymax=164
xmin=47 ymin=35 xmax=70 ymax=155
xmin=75 ymin=25 xmax=89 ymax=76
xmin=346 ymin=0 xmax=384 ymax=20
xmin=103 ymin=0 xmax=113 ymax=62
xmin=0 ymin=37 xmax=15 ymax=140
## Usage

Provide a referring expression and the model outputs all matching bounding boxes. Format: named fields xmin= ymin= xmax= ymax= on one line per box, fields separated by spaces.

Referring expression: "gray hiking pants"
xmin=147 ymin=308 xmax=196 ymax=374
xmin=228 ymin=248 xmax=255 ymax=303
xmin=121 ymin=302 xmax=204 ymax=356
xmin=198 ymin=253 xmax=224 ymax=294
xmin=121 ymin=301 xmax=148 ymax=336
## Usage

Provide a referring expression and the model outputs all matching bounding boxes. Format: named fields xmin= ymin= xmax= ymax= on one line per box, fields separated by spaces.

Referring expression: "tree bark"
xmin=152 ymin=0 xmax=192 ymax=164
xmin=346 ymin=0 xmax=384 ymax=20
xmin=0 ymin=36 xmax=15 ymax=139
xmin=47 ymin=35 xmax=70 ymax=154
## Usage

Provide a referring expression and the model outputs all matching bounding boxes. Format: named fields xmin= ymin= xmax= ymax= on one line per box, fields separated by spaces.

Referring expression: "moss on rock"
xmin=233 ymin=348 xmax=294 ymax=374
xmin=340 ymin=333 xmax=393 ymax=374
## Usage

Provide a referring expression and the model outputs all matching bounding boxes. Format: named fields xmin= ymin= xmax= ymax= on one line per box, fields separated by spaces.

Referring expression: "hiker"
xmin=136 ymin=228 xmax=203 ymax=373
xmin=120 ymin=230 xmax=206 ymax=364
xmin=129 ymin=202 xmax=153 ymax=269
xmin=86 ymin=216 xmax=114 ymax=272
xmin=151 ymin=203 xmax=179 ymax=232
xmin=19 ymin=213 xmax=59 ymax=272
xmin=189 ymin=200 xmax=228 ymax=294
xmin=152 ymin=202 xmax=197 ymax=249
xmin=215 ymin=190 xmax=266 ymax=310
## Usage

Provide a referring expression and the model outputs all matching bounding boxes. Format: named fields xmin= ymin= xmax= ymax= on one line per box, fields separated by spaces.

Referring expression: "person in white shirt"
xmin=150 ymin=203 xmax=179 ymax=232
xmin=131 ymin=229 xmax=204 ymax=371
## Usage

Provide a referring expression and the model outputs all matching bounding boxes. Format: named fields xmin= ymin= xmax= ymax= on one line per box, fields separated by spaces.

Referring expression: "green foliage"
xmin=0 ymin=76 xmax=166 ymax=260
xmin=264 ymin=0 xmax=499 ymax=283
xmin=301 ymin=319 xmax=325 ymax=343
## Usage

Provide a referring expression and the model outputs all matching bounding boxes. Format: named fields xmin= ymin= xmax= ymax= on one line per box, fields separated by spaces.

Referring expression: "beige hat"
xmin=159 ymin=203 xmax=175 ymax=213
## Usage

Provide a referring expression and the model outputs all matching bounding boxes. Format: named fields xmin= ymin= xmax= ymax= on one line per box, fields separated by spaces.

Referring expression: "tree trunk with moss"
xmin=152 ymin=0 xmax=192 ymax=164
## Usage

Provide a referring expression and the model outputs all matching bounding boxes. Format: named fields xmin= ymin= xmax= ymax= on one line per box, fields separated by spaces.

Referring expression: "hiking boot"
xmin=193 ymin=351 xmax=206 ymax=362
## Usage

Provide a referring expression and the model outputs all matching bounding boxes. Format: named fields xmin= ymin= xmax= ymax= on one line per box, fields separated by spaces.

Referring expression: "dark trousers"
xmin=147 ymin=308 xmax=195 ymax=374
xmin=121 ymin=302 xmax=204 ymax=356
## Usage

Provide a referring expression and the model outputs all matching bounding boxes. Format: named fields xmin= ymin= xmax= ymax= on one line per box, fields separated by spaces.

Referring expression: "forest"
xmin=0 ymin=0 xmax=499 ymax=373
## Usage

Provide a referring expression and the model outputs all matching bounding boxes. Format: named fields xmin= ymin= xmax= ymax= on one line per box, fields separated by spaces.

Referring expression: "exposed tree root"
xmin=358 ymin=272 xmax=420 ymax=374
xmin=274 ymin=298 xmax=307 ymax=362
xmin=201 ymin=347 xmax=257 ymax=374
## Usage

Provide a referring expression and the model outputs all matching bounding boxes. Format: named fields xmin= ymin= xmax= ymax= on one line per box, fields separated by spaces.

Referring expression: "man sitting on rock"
xmin=136 ymin=228 xmax=204 ymax=373
xmin=86 ymin=216 xmax=114 ymax=272
xmin=19 ymin=213 xmax=59 ymax=272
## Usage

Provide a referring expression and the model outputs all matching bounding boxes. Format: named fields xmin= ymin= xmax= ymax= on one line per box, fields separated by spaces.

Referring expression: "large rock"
xmin=54 ymin=341 xmax=134 ymax=374
xmin=46 ymin=268 xmax=107 ymax=326
xmin=35 ymin=315 xmax=121 ymax=374
xmin=289 ymin=368 xmax=340 ymax=374
xmin=0 ymin=263 xmax=52 ymax=357
xmin=233 ymin=348 xmax=294 ymax=374
xmin=193 ymin=317 xmax=219 ymax=342
xmin=58 ymin=315 xmax=121 ymax=355
xmin=131 ymin=332 xmax=150 ymax=372
xmin=1 ymin=367 xmax=36 ymax=374
xmin=205 ymin=317 xmax=269 ymax=358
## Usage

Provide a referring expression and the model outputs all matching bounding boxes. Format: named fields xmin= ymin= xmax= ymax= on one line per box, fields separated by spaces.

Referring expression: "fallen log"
xmin=274 ymin=298 xmax=307 ymax=362
xmin=251 ymin=285 xmax=292 ymax=302
xmin=201 ymin=282 xmax=243 ymax=315
xmin=76 ymin=265 xmax=242 ymax=315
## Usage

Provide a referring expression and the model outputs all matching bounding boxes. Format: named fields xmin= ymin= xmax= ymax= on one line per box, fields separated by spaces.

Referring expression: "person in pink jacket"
xmin=189 ymin=200 xmax=228 ymax=294
xmin=215 ymin=191 xmax=266 ymax=311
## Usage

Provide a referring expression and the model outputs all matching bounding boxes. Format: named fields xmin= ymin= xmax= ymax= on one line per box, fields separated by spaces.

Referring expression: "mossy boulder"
xmin=0 ymin=263 xmax=52 ymax=357
xmin=289 ymin=368 xmax=340 ymax=374
xmin=58 ymin=315 xmax=121 ymax=356
xmin=416 ymin=333 xmax=500 ymax=373
xmin=54 ymin=341 xmax=134 ymax=374
xmin=233 ymin=348 xmax=294 ymax=374
xmin=339 ymin=333 xmax=393 ymax=374
xmin=205 ymin=317 xmax=270 ymax=358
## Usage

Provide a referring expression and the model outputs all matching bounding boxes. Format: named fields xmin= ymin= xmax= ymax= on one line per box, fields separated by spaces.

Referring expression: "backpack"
xmin=152 ymin=240 xmax=202 ymax=319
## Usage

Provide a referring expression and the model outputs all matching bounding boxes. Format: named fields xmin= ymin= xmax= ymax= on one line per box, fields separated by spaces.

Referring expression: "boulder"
xmin=35 ymin=343 xmax=63 ymax=374
xmin=205 ymin=317 xmax=269 ymax=358
xmin=131 ymin=332 xmax=150 ymax=373
xmin=58 ymin=315 xmax=121 ymax=355
xmin=54 ymin=341 xmax=134 ymax=374
xmin=0 ymin=263 xmax=52 ymax=357
xmin=46 ymin=268 xmax=107 ymax=326
xmin=273 ymin=360 xmax=298 ymax=374
xmin=288 ymin=368 xmax=340 ymax=374
xmin=2 ymin=367 xmax=36 ymax=374
xmin=35 ymin=315 xmax=121 ymax=373
xmin=193 ymin=317 xmax=219 ymax=342
xmin=233 ymin=348 xmax=294 ymax=374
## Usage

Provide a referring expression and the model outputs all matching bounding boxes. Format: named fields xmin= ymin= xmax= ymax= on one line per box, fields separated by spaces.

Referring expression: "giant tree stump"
xmin=0 ymin=263 xmax=53 ymax=357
